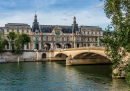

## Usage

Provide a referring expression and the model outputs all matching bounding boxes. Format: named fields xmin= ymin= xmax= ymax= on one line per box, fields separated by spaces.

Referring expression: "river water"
xmin=0 ymin=61 xmax=129 ymax=91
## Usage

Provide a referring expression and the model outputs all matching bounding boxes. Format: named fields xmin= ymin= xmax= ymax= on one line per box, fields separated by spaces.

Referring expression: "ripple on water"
xmin=0 ymin=62 xmax=129 ymax=91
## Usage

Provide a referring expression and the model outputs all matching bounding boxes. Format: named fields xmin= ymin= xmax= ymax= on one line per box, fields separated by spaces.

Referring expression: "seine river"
xmin=0 ymin=61 xmax=129 ymax=91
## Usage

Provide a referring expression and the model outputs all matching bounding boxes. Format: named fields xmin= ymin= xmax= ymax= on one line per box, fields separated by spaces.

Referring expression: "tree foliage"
xmin=7 ymin=32 xmax=30 ymax=54
xmin=100 ymin=0 xmax=130 ymax=84
xmin=0 ymin=34 xmax=8 ymax=56
xmin=7 ymin=32 xmax=16 ymax=53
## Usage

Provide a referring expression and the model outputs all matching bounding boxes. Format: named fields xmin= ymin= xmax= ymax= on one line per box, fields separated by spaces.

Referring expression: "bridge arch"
xmin=73 ymin=52 xmax=109 ymax=60
xmin=55 ymin=53 xmax=68 ymax=58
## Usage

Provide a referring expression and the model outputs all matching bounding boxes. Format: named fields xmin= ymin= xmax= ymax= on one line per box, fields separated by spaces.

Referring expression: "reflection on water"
xmin=0 ymin=61 xmax=129 ymax=91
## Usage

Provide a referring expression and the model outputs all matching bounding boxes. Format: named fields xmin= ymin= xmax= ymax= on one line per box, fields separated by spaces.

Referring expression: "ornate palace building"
xmin=3 ymin=14 xmax=104 ymax=51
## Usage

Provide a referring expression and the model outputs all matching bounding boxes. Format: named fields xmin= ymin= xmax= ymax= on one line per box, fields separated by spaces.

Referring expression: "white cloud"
xmin=0 ymin=8 xmax=111 ymax=30
xmin=93 ymin=3 xmax=104 ymax=8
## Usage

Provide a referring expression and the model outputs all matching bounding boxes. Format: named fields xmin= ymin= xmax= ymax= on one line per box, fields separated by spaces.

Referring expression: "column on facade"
xmin=39 ymin=42 xmax=41 ymax=50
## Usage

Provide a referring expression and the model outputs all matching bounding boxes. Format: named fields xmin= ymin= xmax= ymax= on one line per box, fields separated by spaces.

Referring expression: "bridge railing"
xmin=54 ymin=47 xmax=105 ymax=52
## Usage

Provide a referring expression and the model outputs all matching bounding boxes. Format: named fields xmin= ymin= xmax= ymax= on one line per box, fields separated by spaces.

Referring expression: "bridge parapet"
xmin=54 ymin=47 xmax=105 ymax=52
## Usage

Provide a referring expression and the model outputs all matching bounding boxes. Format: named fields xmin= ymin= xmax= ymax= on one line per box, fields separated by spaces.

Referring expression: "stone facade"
xmin=3 ymin=14 xmax=104 ymax=51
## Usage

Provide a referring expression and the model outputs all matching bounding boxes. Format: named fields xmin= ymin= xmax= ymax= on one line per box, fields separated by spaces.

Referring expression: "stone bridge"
xmin=54 ymin=47 xmax=111 ymax=65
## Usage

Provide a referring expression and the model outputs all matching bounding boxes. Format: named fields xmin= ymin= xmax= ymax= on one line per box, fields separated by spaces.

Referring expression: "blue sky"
xmin=0 ymin=0 xmax=111 ymax=30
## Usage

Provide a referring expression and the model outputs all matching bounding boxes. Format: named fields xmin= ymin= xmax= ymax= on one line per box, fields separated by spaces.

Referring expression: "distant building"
xmin=3 ymin=14 xmax=104 ymax=51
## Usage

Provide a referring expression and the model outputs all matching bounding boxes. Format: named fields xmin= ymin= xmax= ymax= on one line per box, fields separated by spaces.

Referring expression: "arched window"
xmin=42 ymin=53 xmax=46 ymax=58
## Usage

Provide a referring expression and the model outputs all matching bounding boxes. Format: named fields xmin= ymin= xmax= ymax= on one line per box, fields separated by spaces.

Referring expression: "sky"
xmin=0 ymin=0 xmax=111 ymax=30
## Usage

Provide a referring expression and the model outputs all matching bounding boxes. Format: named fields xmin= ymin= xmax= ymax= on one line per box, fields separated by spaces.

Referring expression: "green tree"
xmin=14 ymin=33 xmax=30 ymax=54
xmin=100 ymin=0 xmax=130 ymax=84
xmin=0 ymin=34 xmax=8 ymax=58
xmin=7 ymin=32 xmax=16 ymax=53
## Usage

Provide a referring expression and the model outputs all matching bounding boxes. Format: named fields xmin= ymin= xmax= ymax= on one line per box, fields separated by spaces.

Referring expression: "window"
xmin=62 ymin=37 xmax=64 ymax=41
xmin=22 ymin=30 xmax=24 ymax=32
xmin=95 ymin=31 xmax=97 ymax=34
xmin=84 ymin=31 xmax=85 ymax=34
xmin=12 ymin=29 xmax=14 ymax=32
xmin=36 ymin=36 xmax=38 ymax=41
xmin=67 ymin=36 xmax=69 ymax=41
xmin=77 ymin=37 xmax=79 ymax=42
xmin=27 ymin=44 xmax=29 ymax=49
xmin=84 ymin=44 xmax=86 ymax=47
xmin=7 ymin=44 xmax=9 ymax=49
xmin=77 ymin=44 xmax=79 ymax=47
xmin=17 ymin=29 xmax=19 ymax=32
xmin=99 ymin=31 xmax=100 ymax=34
xmin=57 ymin=36 xmax=59 ymax=41
xmin=51 ymin=37 xmax=54 ymax=41
xmin=92 ymin=31 xmax=93 ymax=34
xmin=88 ymin=37 xmax=89 ymax=41
xmin=88 ymin=44 xmax=90 ymax=46
xmin=88 ymin=31 xmax=89 ymax=34
xmin=95 ymin=37 xmax=97 ymax=41
xmin=7 ymin=29 xmax=9 ymax=32
xmin=27 ymin=30 xmax=29 ymax=33
xmin=46 ymin=36 xmax=48 ymax=41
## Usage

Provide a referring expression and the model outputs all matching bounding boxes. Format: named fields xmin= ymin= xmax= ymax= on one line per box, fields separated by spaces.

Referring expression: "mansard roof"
xmin=80 ymin=26 xmax=102 ymax=30
xmin=39 ymin=25 xmax=72 ymax=33
xmin=5 ymin=23 xmax=31 ymax=28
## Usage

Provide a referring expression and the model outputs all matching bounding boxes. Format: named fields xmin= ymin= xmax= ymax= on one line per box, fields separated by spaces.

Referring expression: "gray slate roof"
xmin=39 ymin=25 xmax=72 ymax=33
xmin=5 ymin=23 xmax=31 ymax=28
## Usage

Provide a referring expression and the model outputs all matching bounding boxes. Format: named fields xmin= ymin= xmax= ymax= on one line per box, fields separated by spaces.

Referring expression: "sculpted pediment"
xmin=52 ymin=25 xmax=63 ymax=35
xmin=53 ymin=25 xmax=62 ymax=30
